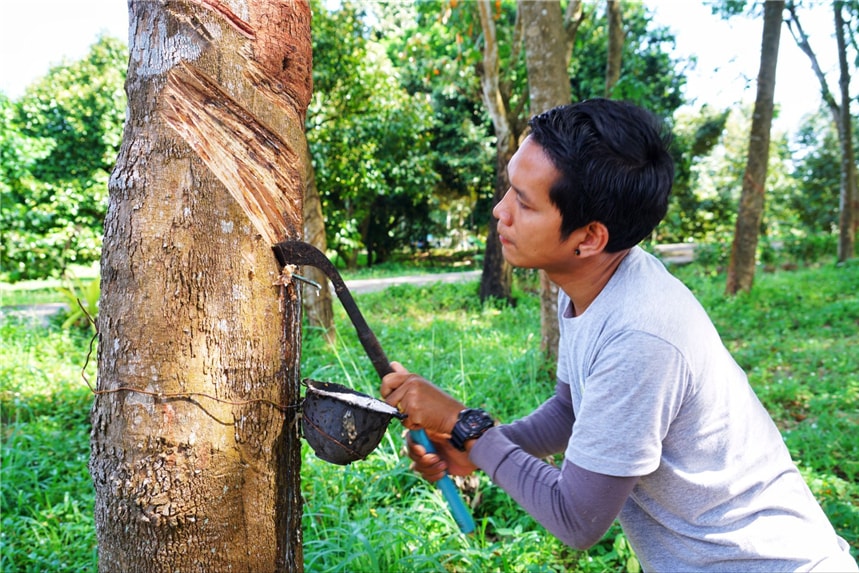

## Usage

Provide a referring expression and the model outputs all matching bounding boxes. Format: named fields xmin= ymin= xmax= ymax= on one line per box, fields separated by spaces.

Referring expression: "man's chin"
xmin=500 ymin=249 xmax=530 ymax=269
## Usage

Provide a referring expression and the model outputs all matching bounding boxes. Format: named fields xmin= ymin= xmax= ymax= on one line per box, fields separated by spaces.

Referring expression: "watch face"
xmin=451 ymin=408 xmax=494 ymax=451
xmin=464 ymin=410 xmax=488 ymax=429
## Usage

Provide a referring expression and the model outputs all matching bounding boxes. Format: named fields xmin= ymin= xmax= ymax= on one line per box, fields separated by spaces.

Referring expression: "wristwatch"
xmin=449 ymin=408 xmax=495 ymax=451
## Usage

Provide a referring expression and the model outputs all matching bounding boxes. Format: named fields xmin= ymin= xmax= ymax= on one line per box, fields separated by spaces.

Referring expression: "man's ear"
xmin=576 ymin=222 xmax=610 ymax=257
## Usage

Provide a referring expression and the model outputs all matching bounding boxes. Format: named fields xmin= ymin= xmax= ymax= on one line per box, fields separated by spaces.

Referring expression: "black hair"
xmin=527 ymin=98 xmax=675 ymax=252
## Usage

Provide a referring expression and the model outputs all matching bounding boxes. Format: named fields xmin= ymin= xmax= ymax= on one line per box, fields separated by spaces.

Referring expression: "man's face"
xmin=493 ymin=137 xmax=578 ymax=272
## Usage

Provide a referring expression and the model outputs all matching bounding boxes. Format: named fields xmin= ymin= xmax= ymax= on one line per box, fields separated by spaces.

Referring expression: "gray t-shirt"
xmin=473 ymin=246 xmax=856 ymax=572
xmin=558 ymin=247 xmax=854 ymax=571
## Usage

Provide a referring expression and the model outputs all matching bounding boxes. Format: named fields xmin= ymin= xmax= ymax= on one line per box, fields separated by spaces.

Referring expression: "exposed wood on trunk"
xmin=161 ymin=61 xmax=302 ymax=245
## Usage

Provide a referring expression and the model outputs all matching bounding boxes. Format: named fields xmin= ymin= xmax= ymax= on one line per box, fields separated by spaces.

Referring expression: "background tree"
xmin=726 ymin=0 xmax=785 ymax=294
xmin=473 ymin=0 xmax=526 ymax=302
xmin=518 ymin=0 xmax=575 ymax=357
xmin=90 ymin=0 xmax=310 ymax=570
xmin=387 ymin=1 xmax=685 ymax=304
xmin=786 ymin=0 xmax=857 ymax=261
xmin=568 ymin=4 xmax=685 ymax=118
xmin=375 ymin=0 xmax=521 ymax=300
xmin=660 ymin=106 xmax=732 ymax=244
xmin=605 ymin=0 xmax=624 ymax=97
xmin=0 ymin=36 xmax=126 ymax=281
xmin=790 ymin=111 xmax=844 ymax=235
xmin=379 ymin=2 xmax=497 ymax=256
xmin=301 ymin=132 xmax=335 ymax=342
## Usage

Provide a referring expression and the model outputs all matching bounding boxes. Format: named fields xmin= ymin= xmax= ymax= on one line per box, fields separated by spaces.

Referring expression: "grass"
xmin=0 ymin=320 xmax=98 ymax=570
xmin=1 ymin=260 xmax=857 ymax=571
xmin=0 ymin=263 xmax=99 ymax=307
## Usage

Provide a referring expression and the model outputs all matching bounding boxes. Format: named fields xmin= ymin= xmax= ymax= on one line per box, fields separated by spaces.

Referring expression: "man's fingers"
xmin=409 ymin=460 xmax=448 ymax=484
xmin=380 ymin=363 xmax=411 ymax=400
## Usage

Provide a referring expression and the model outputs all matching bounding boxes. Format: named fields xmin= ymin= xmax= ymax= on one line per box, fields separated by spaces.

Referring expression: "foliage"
xmin=377 ymin=0 xmax=514 ymax=236
xmin=54 ymin=275 xmax=99 ymax=333
xmin=376 ymin=1 xmax=693 ymax=253
xmin=308 ymin=1 xmax=440 ymax=267
xmin=2 ymin=262 xmax=858 ymax=570
xmin=0 ymin=35 xmax=126 ymax=282
xmin=659 ymin=103 xmax=804 ymax=257
xmin=789 ymin=111 xmax=848 ymax=234
xmin=660 ymin=105 xmax=732 ymax=243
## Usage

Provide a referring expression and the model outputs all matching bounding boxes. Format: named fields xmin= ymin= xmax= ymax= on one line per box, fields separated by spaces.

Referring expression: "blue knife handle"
xmin=409 ymin=429 xmax=475 ymax=534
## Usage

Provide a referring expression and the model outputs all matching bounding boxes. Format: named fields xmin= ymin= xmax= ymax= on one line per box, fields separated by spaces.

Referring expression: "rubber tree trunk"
xmin=301 ymin=134 xmax=335 ymax=343
xmin=89 ymin=1 xmax=311 ymax=571
xmin=833 ymin=1 xmax=856 ymax=261
xmin=519 ymin=0 xmax=572 ymax=359
xmin=476 ymin=0 xmax=514 ymax=303
xmin=726 ymin=0 xmax=783 ymax=295
xmin=604 ymin=0 xmax=623 ymax=98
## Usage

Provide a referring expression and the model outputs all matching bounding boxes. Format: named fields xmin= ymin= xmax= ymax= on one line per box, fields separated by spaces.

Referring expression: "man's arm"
xmin=471 ymin=427 xmax=638 ymax=549
xmin=499 ymin=379 xmax=575 ymax=458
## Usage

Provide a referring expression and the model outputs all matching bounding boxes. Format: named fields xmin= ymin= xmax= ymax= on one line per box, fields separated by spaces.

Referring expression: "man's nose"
xmin=493 ymin=189 xmax=512 ymax=223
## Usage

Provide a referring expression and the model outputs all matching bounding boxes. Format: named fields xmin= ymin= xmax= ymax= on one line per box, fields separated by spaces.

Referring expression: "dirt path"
xmin=2 ymin=271 xmax=483 ymax=327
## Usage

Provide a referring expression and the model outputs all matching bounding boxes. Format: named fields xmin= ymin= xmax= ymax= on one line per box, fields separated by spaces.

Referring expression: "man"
xmin=381 ymin=99 xmax=857 ymax=571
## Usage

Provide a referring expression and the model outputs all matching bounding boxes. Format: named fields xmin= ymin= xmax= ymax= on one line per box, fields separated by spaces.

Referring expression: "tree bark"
xmin=518 ymin=0 xmax=571 ymax=358
xmin=477 ymin=0 xmax=515 ymax=303
xmin=726 ymin=0 xmax=783 ymax=294
xmin=605 ymin=0 xmax=623 ymax=98
xmin=833 ymin=2 xmax=856 ymax=260
xmin=90 ymin=1 xmax=311 ymax=571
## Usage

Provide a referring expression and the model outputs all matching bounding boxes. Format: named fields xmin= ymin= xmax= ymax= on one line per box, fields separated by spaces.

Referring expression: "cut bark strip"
xmin=192 ymin=0 xmax=256 ymax=39
xmin=161 ymin=62 xmax=302 ymax=244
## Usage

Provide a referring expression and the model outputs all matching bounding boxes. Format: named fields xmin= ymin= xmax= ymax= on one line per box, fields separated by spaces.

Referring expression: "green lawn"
xmin=2 ymin=260 xmax=857 ymax=571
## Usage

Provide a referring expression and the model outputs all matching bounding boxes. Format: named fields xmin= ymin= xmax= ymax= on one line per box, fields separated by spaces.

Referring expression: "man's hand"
xmin=380 ymin=362 xmax=464 ymax=435
xmin=406 ymin=430 xmax=478 ymax=480
xmin=380 ymin=362 xmax=478 ymax=478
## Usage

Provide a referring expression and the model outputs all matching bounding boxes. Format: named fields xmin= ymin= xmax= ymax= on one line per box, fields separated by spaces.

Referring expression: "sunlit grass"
xmin=2 ymin=260 xmax=857 ymax=571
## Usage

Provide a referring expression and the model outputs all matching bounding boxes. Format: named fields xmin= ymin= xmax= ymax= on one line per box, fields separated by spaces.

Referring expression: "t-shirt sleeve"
xmin=566 ymin=330 xmax=689 ymax=477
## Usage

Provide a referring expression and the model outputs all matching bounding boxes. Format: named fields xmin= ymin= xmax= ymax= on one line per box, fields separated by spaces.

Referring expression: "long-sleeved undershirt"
xmin=469 ymin=380 xmax=638 ymax=549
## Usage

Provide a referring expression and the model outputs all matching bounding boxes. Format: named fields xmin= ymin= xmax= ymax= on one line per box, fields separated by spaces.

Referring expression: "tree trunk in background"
xmin=476 ymin=0 xmax=584 ymax=304
xmin=301 ymin=134 xmax=335 ymax=342
xmin=519 ymin=0 xmax=572 ymax=359
xmin=605 ymin=0 xmax=623 ymax=97
xmin=90 ymin=1 xmax=311 ymax=571
xmin=477 ymin=0 xmax=514 ymax=303
xmin=785 ymin=1 xmax=856 ymax=261
xmin=726 ymin=0 xmax=783 ymax=294
xmin=833 ymin=2 xmax=856 ymax=260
